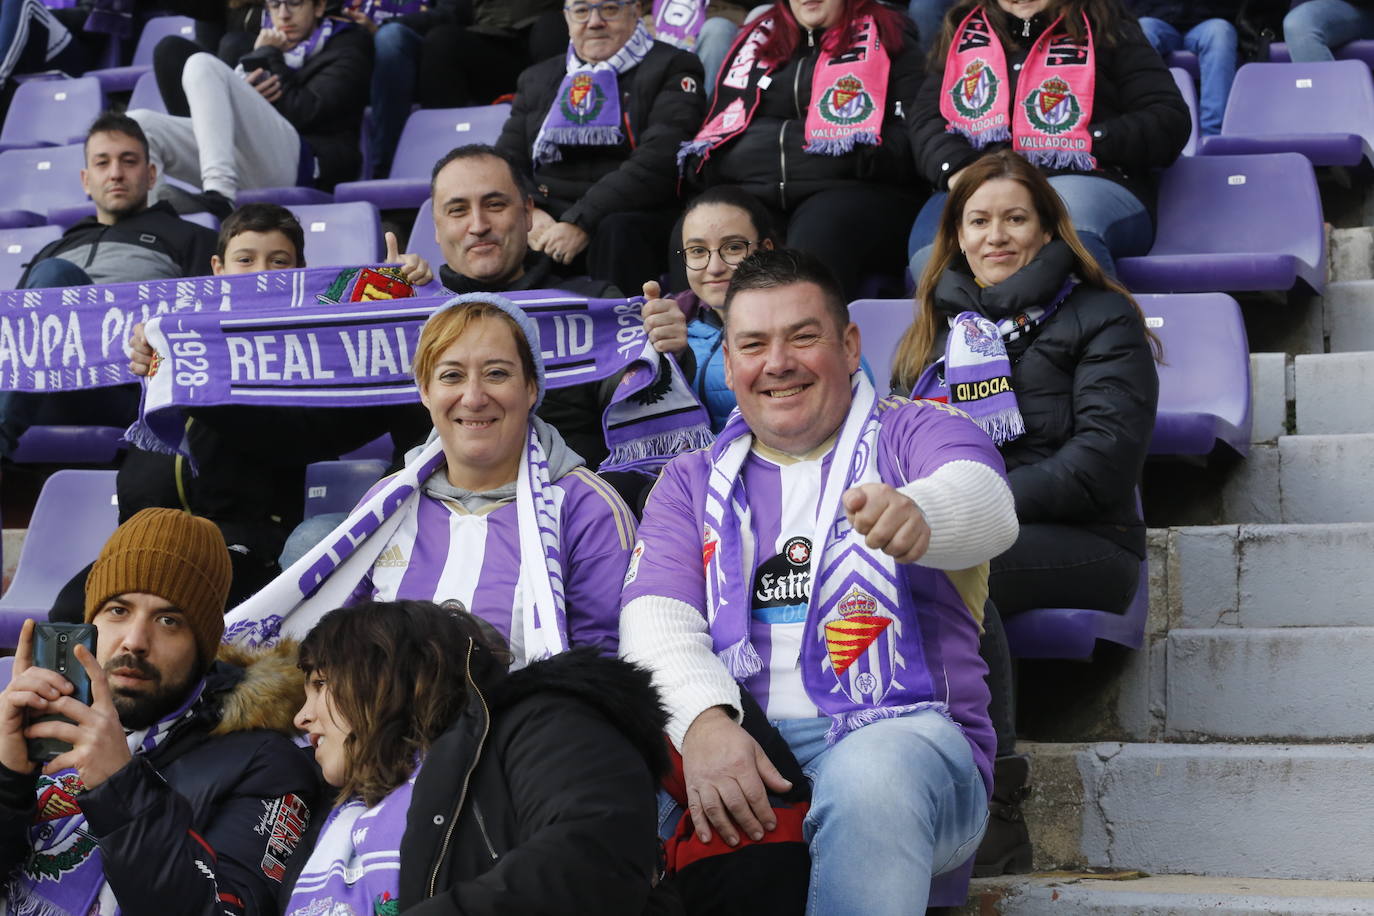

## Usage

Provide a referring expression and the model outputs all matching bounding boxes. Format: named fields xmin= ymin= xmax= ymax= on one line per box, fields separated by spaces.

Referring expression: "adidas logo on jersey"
xmin=373 ymin=545 xmax=407 ymax=568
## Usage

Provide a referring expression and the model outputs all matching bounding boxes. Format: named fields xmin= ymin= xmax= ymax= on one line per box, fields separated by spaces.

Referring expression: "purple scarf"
xmin=652 ymin=0 xmax=706 ymax=50
xmin=531 ymin=21 xmax=655 ymax=166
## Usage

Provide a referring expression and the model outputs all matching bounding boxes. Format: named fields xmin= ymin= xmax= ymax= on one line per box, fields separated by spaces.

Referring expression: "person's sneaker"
xmin=159 ymin=185 xmax=233 ymax=222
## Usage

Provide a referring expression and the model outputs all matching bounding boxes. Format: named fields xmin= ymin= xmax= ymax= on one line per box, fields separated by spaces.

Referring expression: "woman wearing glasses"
xmin=129 ymin=0 xmax=370 ymax=214
xmin=676 ymin=0 xmax=923 ymax=300
xmin=640 ymin=185 xmax=778 ymax=432
xmin=494 ymin=0 xmax=706 ymax=295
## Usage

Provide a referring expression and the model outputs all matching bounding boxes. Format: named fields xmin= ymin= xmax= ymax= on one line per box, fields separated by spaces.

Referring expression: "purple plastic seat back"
xmin=1003 ymin=494 xmax=1149 ymax=659
xmin=1201 ymin=60 xmax=1374 ymax=166
xmin=1169 ymin=67 xmax=1199 ymax=157
xmin=848 ymin=298 xmax=915 ymax=394
xmin=0 ymin=144 xmax=90 ymax=226
xmin=1166 ymin=50 xmax=1199 ymax=83
xmin=128 ymin=70 xmax=165 ymax=114
xmin=1270 ymin=39 xmax=1374 ymax=66
xmin=406 ymin=198 xmax=444 ymax=270
xmin=0 ymin=224 xmax=62 ymax=289
xmin=340 ymin=435 xmax=394 ymax=462
xmin=928 ymin=855 xmax=975 ymax=907
xmin=1117 ymin=152 xmax=1325 ymax=294
xmin=1139 ymin=292 xmax=1251 ymax=457
xmin=0 ymin=655 xmax=11 ymax=684
xmin=391 ymin=104 xmax=511 ymax=180
xmin=11 ymin=426 xmax=125 ymax=464
xmin=287 ymin=201 xmax=383 ymax=267
xmin=0 ymin=469 xmax=120 ymax=649
xmin=86 ymin=16 xmax=197 ymax=93
xmin=0 ymin=77 xmax=104 ymax=150
xmin=305 ymin=459 xmax=389 ymax=518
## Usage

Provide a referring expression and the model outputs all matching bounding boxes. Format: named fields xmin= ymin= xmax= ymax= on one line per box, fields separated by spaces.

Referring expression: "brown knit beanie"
xmin=85 ymin=508 xmax=232 ymax=667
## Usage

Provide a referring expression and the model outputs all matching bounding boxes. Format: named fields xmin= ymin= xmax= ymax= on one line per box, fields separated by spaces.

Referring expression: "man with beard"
xmin=0 ymin=508 xmax=321 ymax=916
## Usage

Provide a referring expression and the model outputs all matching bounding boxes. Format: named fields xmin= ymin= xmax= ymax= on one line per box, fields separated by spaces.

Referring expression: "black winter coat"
xmin=931 ymin=241 xmax=1158 ymax=556
xmin=910 ymin=5 xmax=1190 ymax=207
xmin=495 ymin=41 xmax=706 ymax=231
xmin=0 ymin=645 xmax=323 ymax=916
xmin=1124 ymin=0 xmax=1244 ymax=30
xmin=685 ymin=16 xmax=924 ymax=212
xmin=234 ymin=25 xmax=373 ymax=189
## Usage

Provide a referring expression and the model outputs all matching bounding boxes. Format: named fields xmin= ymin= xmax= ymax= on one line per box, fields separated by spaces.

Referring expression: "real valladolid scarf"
xmin=678 ymin=12 xmax=888 ymax=170
xmin=939 ymin=6 xmax=1097 ymax=171
xmin=911 ymin=278 xmax=1075 ymax=444
xmin=652 ymin=0 xmax=706 ymax=50
xmin=532 ymin=20 xmax=655 ymax=166
xmin=702 ymin=372 xmax=947 ymax=743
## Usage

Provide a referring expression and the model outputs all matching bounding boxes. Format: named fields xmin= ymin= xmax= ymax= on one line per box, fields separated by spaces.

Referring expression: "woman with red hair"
xmin=676 ymin=0 xmax=922 ymax=298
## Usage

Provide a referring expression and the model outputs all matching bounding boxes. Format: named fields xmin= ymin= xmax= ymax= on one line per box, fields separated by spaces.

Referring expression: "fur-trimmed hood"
xmin=487 ymin=648 xmax=670 ymax=778
xmin=207 ymin=640 xmax=305 ymax=737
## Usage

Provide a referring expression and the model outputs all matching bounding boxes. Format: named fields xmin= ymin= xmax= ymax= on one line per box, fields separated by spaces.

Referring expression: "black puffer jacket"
xmin=495 ymin=41 xmax=705 ymax=231
xmin=0 ymin=644 xmax=323 ymax=916
xmin=930 ymin=241 xmax=1158 ymax=557
xmin=911 ymin=5 xmax=1190 ymax=206
xmin=685 ymin=13 xmax=924 ymax=211
xmin=393 ymin=646 xmax=673 ymax=915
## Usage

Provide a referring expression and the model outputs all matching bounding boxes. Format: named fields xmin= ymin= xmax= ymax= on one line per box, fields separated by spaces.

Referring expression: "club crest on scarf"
xmin=1024 ymin=76 xmax=1082 ymax=135
xmin=820 ymin=584 xmax=901 ymax=704
xmin=561 ymin=72 xmax=607 ymax=125
xmin=961 ymin=314 xmax=1003 ymax=357
xmin=317 ymin=266 xmax=415 ymax=305
xmin=819 ymin=74 xmax=875 ymax=126
xmin=25 ymin=773 xmax=96 ymax=882
xmin=950 ymin=59 xmax=998 ymax=120
xmin=374 ymin=891 xmax=400 ymax=915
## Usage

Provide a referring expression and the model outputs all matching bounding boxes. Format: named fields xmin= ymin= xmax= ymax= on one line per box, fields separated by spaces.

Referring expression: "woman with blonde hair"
xmin=891 ymin=147 xmax=1158 ymax=876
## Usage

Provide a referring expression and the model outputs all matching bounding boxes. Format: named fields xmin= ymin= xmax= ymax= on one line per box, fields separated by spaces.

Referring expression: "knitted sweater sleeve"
xmin=899 ymin=458 xmax=1019 ymax=569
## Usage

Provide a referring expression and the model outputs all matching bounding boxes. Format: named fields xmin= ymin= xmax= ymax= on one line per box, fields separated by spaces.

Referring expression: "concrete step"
xmin=1323 ymin=279 xmax=1374 ymax=352
xmin=1248 ymin=352 xmax=1292 ymax=443
xmin=953 ymin=874 xmax=1374 ymax=914
xmin=1329 ymin=228 xmax=1374 ymax=284
xmin=1295 ymin=352 xmax=1374 ymax=434
xmin=1218 ymin=434 xmax=1374 ymax=523
xmin=1020 ymin=742 xmax=1374 ymax=882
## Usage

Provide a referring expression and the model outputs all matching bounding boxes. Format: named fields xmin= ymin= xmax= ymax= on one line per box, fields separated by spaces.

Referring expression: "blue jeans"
xmin=1284 ymin=0 xmax=1374 ymax=62
xmin=695 ymin=16 xmax=738 ymax=100
xmin=777 ymin=711 xmax=987 ymax=915
xmin=368 ymin=21 xmax=422 ymax=177
xmin=907 ymin=0 xmax=957 ymax=55
xmin=908 ymin=174 xmax=1154 ymax=281
xmin=1138 ymin=17 xmax=1237 ymax=136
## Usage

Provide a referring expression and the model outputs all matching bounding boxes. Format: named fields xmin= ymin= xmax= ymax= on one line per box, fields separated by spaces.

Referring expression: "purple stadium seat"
xmin=1003 ymin=494 xmax=1149 ymax=659
xmin=287 ymin=201 xmax=383 ymax=267
xmin=305 ymin=459 xmax=388 ymax=517
xmin=85 ymin=15 xmax=197 ymax=94
xmin=0 ymin=224 xmax=62 ymax=289
xmin=128 ymin=69 xmax=165 ymax=114
xmin=0 ymin=144 xmax=90 ymax=228
xmin=1270 ymin=39 xmax=1374 ymax=67
xmin=237 ymin=185 xmax=333 ymax=206
xmin=0 ymin=77 xmax=104 ymax=152
xmin=182 ymin=210 xmax=219 ymax=231
xmin=1140 ymin=292 xmax=1252 ymax=457
xmin=1166 ymin=50 xmax=1199 ymax=84
xmin=848 ymin=298 xmax=914 ymax=393
xmin=11 ymin=426 xmax=126 ymax=464
xmin=1116 ymin=152 xmax=1325 ymax=295
xmin=334 ymin=104 xmax=512 ymax=210
xmin=0 ymin=469 xmax=119 ymax=649
xmin=1169 ymin=67 xmax=1199 ymax=157
xmin=406 ymin=198 xmax=443 ymax=269
xmin=0 ymin=655 xmax=11 ymax=683
xmin=1200 ymin=61 xmax=1374 ymax=166
xmin=341 ymin=435 xmax=393 ymax=462
xmin=929 ymin=856 xmax=976 ymax=908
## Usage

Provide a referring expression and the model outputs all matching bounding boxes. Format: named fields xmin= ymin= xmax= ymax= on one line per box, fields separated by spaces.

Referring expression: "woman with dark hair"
xmin=890 ymin=148 xmax=1158 ymax=875
xmin=640 ymin=185 xmax=780 ymax=432
xmin=907 ymin=0 xmax=1190 ymax=279
xmin=677 ymin=0 xmax=923 ymax=299
xmin=285 ymin=599 xmax=670 ymax=915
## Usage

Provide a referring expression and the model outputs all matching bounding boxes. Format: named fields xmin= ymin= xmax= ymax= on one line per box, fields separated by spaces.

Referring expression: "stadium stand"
xmin=0 ymin=225 xmax=61 ymax=289
xmin=304 ymin=459 xmax=389 ymax=518
xmin=0 ymin=77 xmax=104 ymax=152
xmin=84 ymin=15 xmax=197 ymax=94
xmin=0 ymin=144 xmax=89 ymax=228
xmin=285 ymin=201 xmax=384 ymax=267
xmin=1169 ymin=66 xmax=1200 ymax=157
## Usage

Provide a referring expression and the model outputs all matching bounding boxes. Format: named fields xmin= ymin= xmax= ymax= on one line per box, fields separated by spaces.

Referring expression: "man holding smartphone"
xmin=0 ymin=507 xmax=321 ymax=916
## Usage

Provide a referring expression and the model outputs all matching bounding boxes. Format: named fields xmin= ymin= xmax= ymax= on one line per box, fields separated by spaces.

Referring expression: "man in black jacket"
xmin=129 ymin=0 xmax=372 ymax=213
xmin=0 ymin=507 xmax=321 ymax=916
xmin=496 ymin=0 xmax=704 ymax=294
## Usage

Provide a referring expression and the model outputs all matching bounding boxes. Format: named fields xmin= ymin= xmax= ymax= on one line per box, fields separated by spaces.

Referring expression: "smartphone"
xmin=27 ymin=622 xmax=97 ymax=764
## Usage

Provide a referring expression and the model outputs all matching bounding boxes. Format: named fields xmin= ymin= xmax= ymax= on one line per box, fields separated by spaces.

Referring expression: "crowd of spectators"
xmin=0 ymin=0 xmax=1347 ymax=912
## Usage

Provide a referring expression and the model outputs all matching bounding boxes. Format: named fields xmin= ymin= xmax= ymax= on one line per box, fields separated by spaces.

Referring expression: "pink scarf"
xmin=678 ymin=13 xmax=889 ymax=171
xmin=939 ymin=7 xmax=1097 ymax=171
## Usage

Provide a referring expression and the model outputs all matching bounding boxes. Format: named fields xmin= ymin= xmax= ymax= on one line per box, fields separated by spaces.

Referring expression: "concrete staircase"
xmin=953 ymin=231 xmax=1374 ymax=913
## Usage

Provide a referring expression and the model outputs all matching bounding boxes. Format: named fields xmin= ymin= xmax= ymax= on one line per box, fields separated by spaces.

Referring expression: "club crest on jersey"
xmin=821 ymin=585 xmax=899 ymax=704
xmin=950 ymin=58 xmax=998 ymax=119
xmin=561 ymin=72 xmax=606 ymax=125
xmin=1024 ymin=76 xmax=1082 ymax=134
xmin=784 ymin=536 xmax=810 ymax=566
xmin=820 ymin=74 xmax=875 ymax=126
